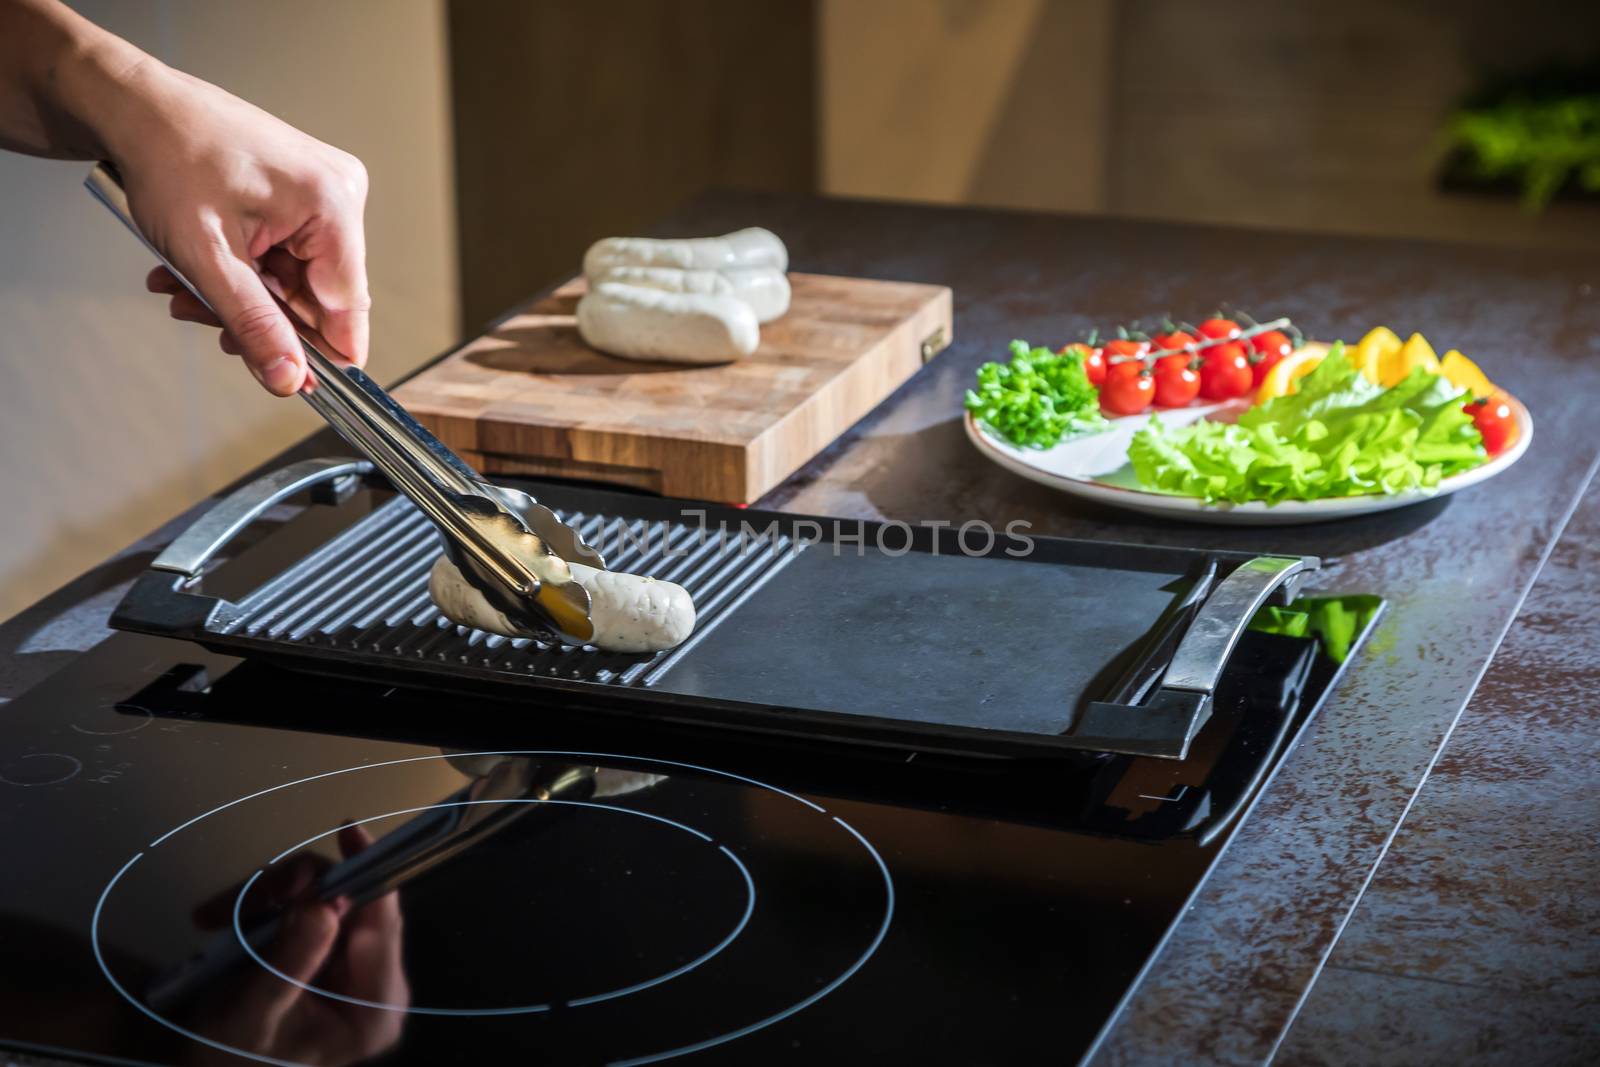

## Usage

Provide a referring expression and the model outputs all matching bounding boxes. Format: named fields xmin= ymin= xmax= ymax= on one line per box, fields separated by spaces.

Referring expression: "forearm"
xmin=0 ymin=0 xmax=155 ymax=160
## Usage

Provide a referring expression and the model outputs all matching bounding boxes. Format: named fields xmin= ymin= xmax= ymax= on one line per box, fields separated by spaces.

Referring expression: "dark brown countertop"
xmin=4 ymin=192 xmax=1599 ymax=1064
xmin=1277 ymin=478 xmax=1600 ymax=1065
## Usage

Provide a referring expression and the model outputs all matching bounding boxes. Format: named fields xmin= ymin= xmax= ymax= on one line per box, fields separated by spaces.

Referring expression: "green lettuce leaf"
xmin=965 ymin=339 xmax=1107 ymax=448
xmin=1128 ymin=344 xmax=1486 ymax=503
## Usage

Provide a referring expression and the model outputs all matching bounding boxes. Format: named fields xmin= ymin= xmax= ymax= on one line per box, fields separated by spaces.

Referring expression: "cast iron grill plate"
xmin=211 ymin=494 xmax=801 ymax=688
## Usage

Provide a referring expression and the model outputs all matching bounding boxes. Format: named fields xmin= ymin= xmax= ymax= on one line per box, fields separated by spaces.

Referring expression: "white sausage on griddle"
xmin=593 ymin=264 xmax=790 ymax=323
xmin=582 ymin=227 xmax=787 ymax=278
xmin=577 ymin=281 xmax=759 ymax=364
xmin=428 ymin=555 xmax=696 ymax=654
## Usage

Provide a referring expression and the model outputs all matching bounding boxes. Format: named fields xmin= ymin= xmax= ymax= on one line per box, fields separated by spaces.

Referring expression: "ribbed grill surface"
xmin=214 ymin=495 xmax=801 ymax=687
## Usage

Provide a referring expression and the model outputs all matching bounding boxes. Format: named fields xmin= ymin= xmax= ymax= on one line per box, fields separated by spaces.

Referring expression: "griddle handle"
xmin=1075 ymin=555 xmax=1313 ymax=760
xmin=152 ymin=458 xmax=374 ymax=578
xmin=1162 ymin=555 xmax=1311 ymax=696
xmin=112 ymin=458 xmax=374 ymax=637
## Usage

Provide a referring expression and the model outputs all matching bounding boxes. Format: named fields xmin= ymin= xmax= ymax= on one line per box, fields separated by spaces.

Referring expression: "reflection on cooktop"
xmin=0 ymin=630 xmax=1362 ymax=1066
xmin=91 ymin=751 xmax=892 ymax=1065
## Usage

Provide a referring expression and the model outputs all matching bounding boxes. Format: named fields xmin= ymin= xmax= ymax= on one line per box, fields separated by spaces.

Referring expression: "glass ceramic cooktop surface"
xmin=0 ymin=628 xmax=1311 ymax=1066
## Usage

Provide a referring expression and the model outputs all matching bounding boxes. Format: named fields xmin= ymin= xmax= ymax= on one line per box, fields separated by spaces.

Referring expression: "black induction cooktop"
xmin=0 ymin=591 xmax=1364 ymax=1067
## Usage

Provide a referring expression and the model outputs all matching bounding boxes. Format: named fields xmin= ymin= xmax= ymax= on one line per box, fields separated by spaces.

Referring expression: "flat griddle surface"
xmin=655 ymin=546 xmax=1191 ymax=735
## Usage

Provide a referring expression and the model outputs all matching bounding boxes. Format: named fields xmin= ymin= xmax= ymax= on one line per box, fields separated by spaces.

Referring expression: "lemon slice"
xmin=1381 ymin=332 xmax=1440 ymax=387
xmin=1440 ymin=349 xmax=1496 ymax=399
xmin=1353 ymin=326 xmax=1400 ymax=385
xmin=1255 ymin=349 xmax=1324 ymax=403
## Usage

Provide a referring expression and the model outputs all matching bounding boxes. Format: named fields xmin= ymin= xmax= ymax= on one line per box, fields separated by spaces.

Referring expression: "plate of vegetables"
xmin=962 ymin=313 xmax=1531 ymax=524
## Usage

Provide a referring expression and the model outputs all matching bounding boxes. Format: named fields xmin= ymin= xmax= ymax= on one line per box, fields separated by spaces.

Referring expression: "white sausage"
xmin=577 ymin=281 xmax=759 ymax=364
xmin=429 ymin=556 xmax=696 ymax=654
xmin=593 ymin=265 xmax=790 ymax=323
xmin=582 ymin=227 xmax=788 ymax=278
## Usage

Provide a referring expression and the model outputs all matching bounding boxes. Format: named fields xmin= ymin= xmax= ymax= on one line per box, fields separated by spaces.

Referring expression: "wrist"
xmin=52 ymin=28 xmax=171 ymax=164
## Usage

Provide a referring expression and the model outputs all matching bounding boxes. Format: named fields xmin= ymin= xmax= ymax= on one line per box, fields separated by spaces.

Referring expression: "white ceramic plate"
xmin=964 ymin=393 xmax=1533 ymax=526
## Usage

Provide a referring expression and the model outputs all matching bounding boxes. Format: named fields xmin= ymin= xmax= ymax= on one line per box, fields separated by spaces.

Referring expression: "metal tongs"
xmin=85 ymin=162 xmax=605 ymax=644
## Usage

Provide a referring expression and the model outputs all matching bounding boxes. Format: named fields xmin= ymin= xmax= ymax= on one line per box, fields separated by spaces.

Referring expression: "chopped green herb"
xmin=965 ymin=339 xmax=1107 ymax=448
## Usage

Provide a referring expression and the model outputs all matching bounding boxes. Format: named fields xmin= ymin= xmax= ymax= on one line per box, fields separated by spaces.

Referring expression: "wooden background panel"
xmin=819 ymin=0 xmax=1114 ymax=213
xmin=446 ymin=0 xmax=818 ymax=331
xmin=1105 ymin=0 xmax=1600 ymax=251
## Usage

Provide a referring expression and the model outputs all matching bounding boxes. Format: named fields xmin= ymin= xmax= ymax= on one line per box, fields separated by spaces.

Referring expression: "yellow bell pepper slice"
xmin=1440 ymin=349 xmax=1496 ymax=400
xmin=1381 ymin=332 xmax=1440 ymax=387
xmin=1255 ymin=350 xmax=1325 ymax=404
xmin=1352 ymin=326 xmax=1399 ymax=385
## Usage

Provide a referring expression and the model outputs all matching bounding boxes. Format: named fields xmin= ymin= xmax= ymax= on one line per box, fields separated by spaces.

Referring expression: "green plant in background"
xmin=1443 ymin=61 xmax=1600 ymax=213
xmin=1448 ymin=97 xmax=1600 ymax=211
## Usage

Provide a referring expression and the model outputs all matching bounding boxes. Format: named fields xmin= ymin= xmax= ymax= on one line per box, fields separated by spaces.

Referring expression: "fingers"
xmin=235 ymin=900 xmax=340 ymax=1033
xmin=260 ymin=247 xmax=313 ymax=322
xmin=145 ymin=265 xmax=179 ymax=293
xmin=292 ymin=208 xmax=370 ymax=369
xmin=148 ymin=264 xmax=225 ymax=328
xmin=334 ymin=824 xmax=408 ymax=1009
xmin=335 ymin=825 xmax=403 ymax=951
xmin=148 ymin=266 xmax=225 ymax=329
xmin=337 ymin=822 xmax=374 ymax=859
xmin=167 ymin=291 xmax=224 ymax=328
xmin=175 ymin=238 xmax=307 ymax=396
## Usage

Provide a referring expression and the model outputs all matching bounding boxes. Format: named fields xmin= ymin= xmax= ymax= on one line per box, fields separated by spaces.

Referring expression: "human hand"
xmin=187 ymin=825 xmax=408 ymax=1066
xmin=0 ymin=3 xmax=370 ymax=394
xmin=107 ymin=63 xmax=371 ymax=395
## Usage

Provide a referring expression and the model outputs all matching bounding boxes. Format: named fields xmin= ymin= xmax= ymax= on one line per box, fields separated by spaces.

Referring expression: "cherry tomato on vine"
xmin=1152 ymin=354 xmax=1200 ymax=408
xmin=1466 ymin=393 xmax=1516 ymax=456
xmin=1250 ymin=349 xmax=1287 ymax=388
xmin=1102 ymin=360 xmax=1155 ymax=415
xmin=1058 ymin=342 xmax=1106 ymax=386
xmin=1249 ymin=330 xmax=1293 ymax=387
xmin=1197 ymin=317 xmax=1241 ymax=342
xmin=1102 ymin=338 xmax=1149 ymax=363
xmin=1151 ymin=330 xmax=1199 ymax=352
xmin=1199 ymin=341 xmax=1252 ymax=400
xmin=1250 ymin=329 xmax=1294 ymax=358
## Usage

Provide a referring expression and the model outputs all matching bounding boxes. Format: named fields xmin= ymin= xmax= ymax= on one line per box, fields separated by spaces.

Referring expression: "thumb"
xmin=182 ymin=243 xmax=307 ymax=396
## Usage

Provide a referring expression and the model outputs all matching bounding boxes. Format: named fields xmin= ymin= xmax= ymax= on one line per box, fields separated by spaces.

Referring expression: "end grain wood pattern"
xmin=393 ymin=273 xmax=952 ymax=502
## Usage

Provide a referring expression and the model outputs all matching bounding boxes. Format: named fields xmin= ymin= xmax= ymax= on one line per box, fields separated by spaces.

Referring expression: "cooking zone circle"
xmin=0 ymin=752 xmax=82 ymax=786
xmin=233 ymin=799 xmax=757 ymax=1015
xmin=91 ymin=750 xmax=894 ymax=1066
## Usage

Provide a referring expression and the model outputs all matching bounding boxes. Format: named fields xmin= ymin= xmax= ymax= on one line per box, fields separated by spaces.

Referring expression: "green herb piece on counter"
xmin=1248 ymin=594 xmax=1383 ymax=664
xmin=1127 ymin=344 xmax=1486 ymax=503
xmin=965 ymin=340 xmax=1107 ymax=448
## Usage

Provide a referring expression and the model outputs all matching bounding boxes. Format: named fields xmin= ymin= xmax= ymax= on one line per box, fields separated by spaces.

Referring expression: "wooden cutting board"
xmin=393 ymin=273 xmax=952 ymax=502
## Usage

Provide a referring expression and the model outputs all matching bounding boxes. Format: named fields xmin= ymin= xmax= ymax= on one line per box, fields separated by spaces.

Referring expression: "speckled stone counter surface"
xmin=1276 ymin=484 xmax=1600 ymax=1066
xmin=3 ymin=194 xmax=1598 ymax=1065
